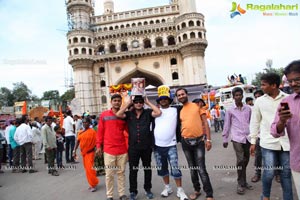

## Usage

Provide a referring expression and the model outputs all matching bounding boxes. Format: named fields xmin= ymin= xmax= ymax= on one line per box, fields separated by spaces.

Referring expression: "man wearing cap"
xmin=96 ymin=94 xmax=128 ymax=200
xmin=154 ymin=85 xmax=188 ymax=200
xmin=116 ymin=95 xmax=161 ymax=200
xmin=175 ymin=88 xmax=214 ymax=200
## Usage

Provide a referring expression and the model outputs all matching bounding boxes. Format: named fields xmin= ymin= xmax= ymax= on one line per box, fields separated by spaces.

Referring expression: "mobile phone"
xmin=280 ymin=102 xmax=290 ymax=111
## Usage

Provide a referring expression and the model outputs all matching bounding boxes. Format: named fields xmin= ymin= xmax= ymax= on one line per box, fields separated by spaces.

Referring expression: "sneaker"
xmin=161 ymin=185 xmax=173 ymax=197
xmin=177 ymin=188 xmax=188 ymax=200
xmin=129 ymin=192 xmax=137 ymax=200
xmin=145 ymin=190 xmax=154 ymax=199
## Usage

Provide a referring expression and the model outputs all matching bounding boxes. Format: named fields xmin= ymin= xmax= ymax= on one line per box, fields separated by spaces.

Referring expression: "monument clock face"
xmin=132 ymin=40 xmax=139 ymax=48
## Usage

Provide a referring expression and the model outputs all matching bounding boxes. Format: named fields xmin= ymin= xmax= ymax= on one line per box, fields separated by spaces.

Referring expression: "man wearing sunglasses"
xmin=116 ymin=95 xmax=161 ymax=200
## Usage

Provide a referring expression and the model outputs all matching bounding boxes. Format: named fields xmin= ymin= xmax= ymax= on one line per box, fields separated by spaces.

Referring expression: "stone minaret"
xmin=176 ymin=0 xmax=208 ymax=84
xmin=104 ymin=0 xmax=114 ymax=15
xmin=66 ymin=0 xmax=97 ymax=114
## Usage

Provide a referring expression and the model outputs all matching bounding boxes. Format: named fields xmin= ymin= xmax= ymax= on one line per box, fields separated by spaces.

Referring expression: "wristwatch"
xmin=206 ymin=139 xmax=212 ymax=142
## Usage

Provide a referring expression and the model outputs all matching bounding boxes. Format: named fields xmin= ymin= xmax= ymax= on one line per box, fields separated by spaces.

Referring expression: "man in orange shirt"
xmin=176 ymin=88 xmax=214 ymax=200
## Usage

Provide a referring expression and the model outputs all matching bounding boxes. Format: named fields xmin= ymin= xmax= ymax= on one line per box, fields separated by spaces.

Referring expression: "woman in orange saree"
xmin=73 ymin=117 xmax=99 ymax=192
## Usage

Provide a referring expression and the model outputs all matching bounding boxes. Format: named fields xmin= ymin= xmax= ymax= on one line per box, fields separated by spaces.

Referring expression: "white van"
xmin=215 ymin=84 xmax=256 ymax=110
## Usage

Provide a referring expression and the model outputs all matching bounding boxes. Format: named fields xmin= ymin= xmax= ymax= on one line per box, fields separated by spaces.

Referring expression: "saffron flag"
xmin=21 ymin=101 xmax=27 ymax=115
xmin=49 ymin=108 xmax=54 ymax=117
xmin=59 ymin=105 xmax=64 ymax=128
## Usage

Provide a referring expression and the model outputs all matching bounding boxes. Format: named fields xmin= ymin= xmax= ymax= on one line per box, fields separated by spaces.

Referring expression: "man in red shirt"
xmin=96 ymin=94 xmax=128 ymax=200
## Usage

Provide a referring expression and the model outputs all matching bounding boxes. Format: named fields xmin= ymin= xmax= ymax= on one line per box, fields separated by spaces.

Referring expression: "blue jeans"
xmin=181 ymin=139 xmax=213 ymax=198
xmin=261 ymin=147 xmax=293 ymax=200
xmin=65 ymin=136 xmax=75 ymax=162
xmin=154 ymin=145 xmax=182 ymax=178
xmin=56 ymin=150 xmax=63 ymax=167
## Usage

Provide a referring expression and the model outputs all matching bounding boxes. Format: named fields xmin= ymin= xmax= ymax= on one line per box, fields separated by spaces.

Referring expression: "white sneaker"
xmin=161 ymin=185 xmax=173 ymax=197
xmin=177 ymin=188 xmax=188 ymax=200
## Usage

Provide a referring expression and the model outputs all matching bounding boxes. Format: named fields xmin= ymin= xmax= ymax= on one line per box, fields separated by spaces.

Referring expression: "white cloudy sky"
xmin=0 ymin=0 xmax=299 ymax=97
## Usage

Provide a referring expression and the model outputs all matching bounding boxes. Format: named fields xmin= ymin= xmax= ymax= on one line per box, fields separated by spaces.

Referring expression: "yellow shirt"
xmin=180 ymin=102 xmax=205 ymax=138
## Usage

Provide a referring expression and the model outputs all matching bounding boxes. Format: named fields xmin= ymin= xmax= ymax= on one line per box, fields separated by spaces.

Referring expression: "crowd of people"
xmin=0 ymin=60 xmax=300 ymax=200
xmin=220 ymin=60 xmax=300 ymax=200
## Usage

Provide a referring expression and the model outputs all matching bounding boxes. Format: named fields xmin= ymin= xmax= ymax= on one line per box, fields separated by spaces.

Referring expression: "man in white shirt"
xmin=63 ymin=110 xmax=76 ymax=163
xmin=74 ymin=115 xmax=83 ymax=136
xmin=14 ymin=115 xmax=37 ymax=173
xmin=153 ymin=85 xmax=188 ymax=200
xmin=249 ymin=73 xmax=293 ymax=200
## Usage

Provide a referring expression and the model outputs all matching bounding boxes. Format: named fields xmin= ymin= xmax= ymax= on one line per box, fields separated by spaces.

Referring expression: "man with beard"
xmin=271 ymin=60 xmax=300 ymax=199
xmin=116 ymin=95 xmax=161 ymax=200
xmin=175 ymin=88 xmax=214 ymax=200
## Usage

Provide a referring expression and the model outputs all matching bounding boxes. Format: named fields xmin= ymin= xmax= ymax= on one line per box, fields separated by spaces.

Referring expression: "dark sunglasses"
xmin=133 ymin=100 xmax=144 ymax=104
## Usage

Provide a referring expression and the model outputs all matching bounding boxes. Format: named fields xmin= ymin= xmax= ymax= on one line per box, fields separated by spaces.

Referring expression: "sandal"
xmin=237 ymin=185 xmax=245 ymax=195
xmin=189 ymin=191 xmax=201 ymax=200
xmin=251 ymin=175 xmax=261 ymax=182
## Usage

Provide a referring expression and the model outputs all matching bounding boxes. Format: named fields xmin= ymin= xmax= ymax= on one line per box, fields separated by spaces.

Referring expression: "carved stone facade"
xmin=66 ymin=0 xmax=208 ymax=114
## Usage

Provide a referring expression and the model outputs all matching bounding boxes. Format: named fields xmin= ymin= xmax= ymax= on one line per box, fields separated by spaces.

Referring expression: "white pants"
xmin=33 ymin=141 xmax=42 ymax=159
xmin=292 ymin=170 xmax=300 ymax=200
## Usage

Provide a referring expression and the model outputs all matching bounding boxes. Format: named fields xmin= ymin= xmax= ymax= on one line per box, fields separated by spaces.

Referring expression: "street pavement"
xmin=0 ymin=129 xmax=298 ymax=200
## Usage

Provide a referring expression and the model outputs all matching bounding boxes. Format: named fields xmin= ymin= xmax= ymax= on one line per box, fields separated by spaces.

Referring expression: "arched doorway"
xmin=116 ymin=70 xmax=163 ymax=87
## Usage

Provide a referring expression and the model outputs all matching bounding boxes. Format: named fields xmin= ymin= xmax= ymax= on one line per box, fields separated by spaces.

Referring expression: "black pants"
xmin=128 ymin=147 xmax=152 ymax=194
xmin=182 ymin=139 xmax=214 ymax=198
xmin=20 ymin=142 xmax=33 ymax=169
xmin=12 ymin=146 xmax=21 ymax=169
xmin=0 ymin=148 xmax=3 ymax=170
xmin=254 ymin=138 xmax=262 ymax=176
xmin=232 ymin=141 xmax=250 ymax=186
xmin=1 ymin=144 xmax=7 ymax=163
xmin=65 ymin=136 xmax=75 ymax=162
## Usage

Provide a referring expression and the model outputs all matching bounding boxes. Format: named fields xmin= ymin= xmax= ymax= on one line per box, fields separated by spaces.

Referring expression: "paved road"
xmin=0 ymin=129 xmax=298 ymax=200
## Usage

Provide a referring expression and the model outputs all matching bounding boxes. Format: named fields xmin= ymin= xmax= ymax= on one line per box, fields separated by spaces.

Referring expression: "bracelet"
xmin=206 ymin=139 xmax=212 ymax=142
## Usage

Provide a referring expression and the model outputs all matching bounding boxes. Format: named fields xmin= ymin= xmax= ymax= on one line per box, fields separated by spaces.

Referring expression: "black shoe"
xmin=119 ymin=195 xmax=127 ymax=200
xmin=29 ymin=169 xmax=38 ymax=173
xmin=51 ymin=170 xmax=59 ymax=176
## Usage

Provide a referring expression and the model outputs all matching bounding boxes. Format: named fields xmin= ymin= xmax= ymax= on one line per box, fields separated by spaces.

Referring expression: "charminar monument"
xmin=66 ymin=0 xmax=208 ymax=114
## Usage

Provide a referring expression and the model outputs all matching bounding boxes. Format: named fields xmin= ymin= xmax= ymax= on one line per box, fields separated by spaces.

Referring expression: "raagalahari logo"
xmin=230 ymin=2 xmax=299 ymax=18
xmin=230 ymin=2 xmax=246 ymax=18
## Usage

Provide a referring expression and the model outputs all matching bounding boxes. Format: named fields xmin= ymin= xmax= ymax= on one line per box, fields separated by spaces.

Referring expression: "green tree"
xmin=42 ymin=90 xmax=60 ymax=100
xmin=61 ymin=88 xmax=75 ymax=102
xmin=0 ymin=87 xmax=15 ymax=107
xmin=12 ymin=82 xmax=32 ymax=101
xmin=31 ymin=95 xmax=40 ymax=101
xmin=251 ymin=59 xmax=284 ymax=87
